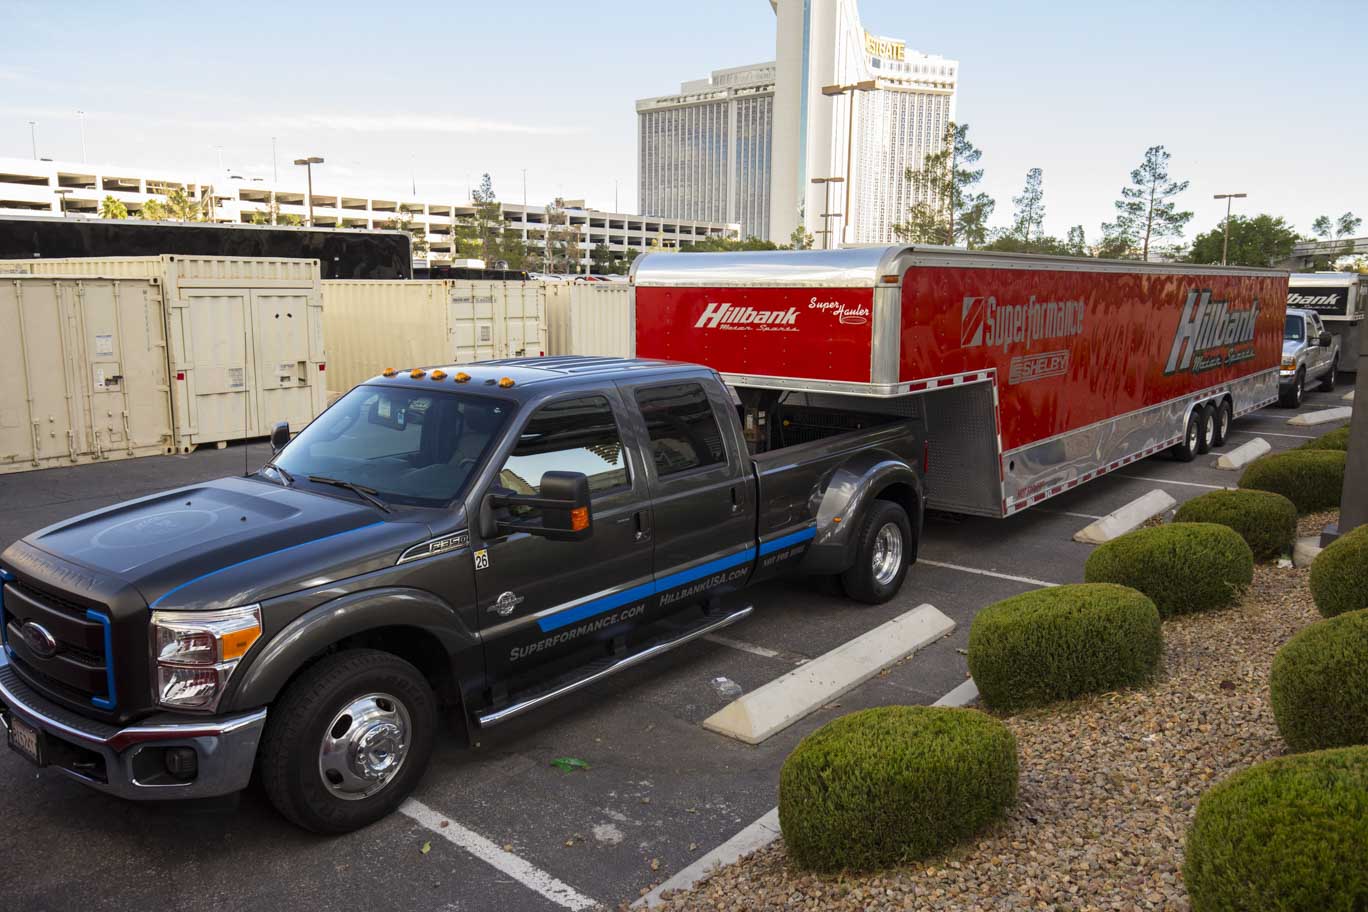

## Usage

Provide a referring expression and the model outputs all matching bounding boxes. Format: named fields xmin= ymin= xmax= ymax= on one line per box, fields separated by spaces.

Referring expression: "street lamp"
xmin=811 ymin=177 xmax=845 ymax=250
xmin=76 ymin=110 xmax=87 ymax=163
xmin=27 ymin=121 xmax=37 ymax=160
xmin=1213 ymin=192 xmax=1247 ymax=265
xmin=54 ymin=188 xmax=71 ymax=217
xmin=293 ymin=156 xmax=324 ymax=227
xmin=822 ymin=80 xmax=876 ymax=244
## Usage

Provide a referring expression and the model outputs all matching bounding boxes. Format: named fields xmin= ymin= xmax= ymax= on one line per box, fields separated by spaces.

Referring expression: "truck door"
xmin=1310 ymin=313 xmax=1331 ymax=374
xmin=620 ymin=379 xmax=755 ymax=609
xmin=472 ymin=389 xmax=654 ymax=682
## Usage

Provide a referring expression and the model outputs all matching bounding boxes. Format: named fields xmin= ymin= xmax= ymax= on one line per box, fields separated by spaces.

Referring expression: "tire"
xmin=1209 ymin=399 xmax=1233 ymax=448
xmin=840 ymin=500 xmax=913 ymax=605
xmin=1173 ymin=409 xmax=1206 ymax=463
xmin=1279 ymin=370 xmax=1305 ymax=408
xmin=1195 ymin=405 xmax=1214 ymax=455
xmin=1319 ymin=357 xmax=1338 ymax=392
xmin=260 ymin=649 xmax=437 ymax=834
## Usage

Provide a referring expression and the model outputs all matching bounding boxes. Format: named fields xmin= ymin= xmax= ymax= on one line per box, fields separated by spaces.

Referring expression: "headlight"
xmin=1282 ymin=356 xmax=1297 ymax=370
xmin=151 ymin=605 xmax=261 ymax=712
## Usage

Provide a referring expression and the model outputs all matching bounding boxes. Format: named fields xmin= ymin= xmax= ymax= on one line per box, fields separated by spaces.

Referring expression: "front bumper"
xmin=0 ymin=652 xmax=265 ymax=800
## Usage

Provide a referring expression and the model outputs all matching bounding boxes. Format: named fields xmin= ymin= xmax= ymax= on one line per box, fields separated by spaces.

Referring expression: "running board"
xmin=475 ymin=605 xmax=754 ymax=728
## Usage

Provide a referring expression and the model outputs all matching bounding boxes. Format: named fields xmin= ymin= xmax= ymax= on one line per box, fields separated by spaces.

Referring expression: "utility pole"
xmin=54 ymin=188 xmax=71 ymax=216
xmin=1325 ymin=313 xmax=1368 ymax=543
xmin=27 ymin=121 xmax=36 ymax=159
xmin=822 ymin=80 xmax=876 ymax=244
xmin=76 ymin=111 xmax=87 ymax=163
xmin=293 ymin=156 xmax=324 ymax=227
xmin=810 ymin=177 xmax=843 ymax=249
xmin=1213 ymin=192 xmax=1247 ymax=265
xmin=271 ymin=137 xmax=278 ymax=183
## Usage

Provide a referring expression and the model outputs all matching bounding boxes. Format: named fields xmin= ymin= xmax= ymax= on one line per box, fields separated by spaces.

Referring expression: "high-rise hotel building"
xmin=636 ymin=0 xmax=958 ymax=246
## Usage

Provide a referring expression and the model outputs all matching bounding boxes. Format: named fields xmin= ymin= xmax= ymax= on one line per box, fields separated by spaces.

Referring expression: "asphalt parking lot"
xmin=0 ymin=387 xmax=1352 ymax=912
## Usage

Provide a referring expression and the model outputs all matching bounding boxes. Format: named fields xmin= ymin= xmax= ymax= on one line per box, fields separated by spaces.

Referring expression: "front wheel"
xmin=1279 ymin=370 xmax=1305 ymax=408
xmin=1319 ymin=357 xmax=1338 ymax=392
xmin=840 ymin=500 xmax=913 ymax=604
xmin=259 ymin=649 xmax=437 ymax=834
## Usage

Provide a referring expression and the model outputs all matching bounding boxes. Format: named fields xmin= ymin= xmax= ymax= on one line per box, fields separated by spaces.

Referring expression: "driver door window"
xmin=499 ymin=396 xmax=629 ymax=516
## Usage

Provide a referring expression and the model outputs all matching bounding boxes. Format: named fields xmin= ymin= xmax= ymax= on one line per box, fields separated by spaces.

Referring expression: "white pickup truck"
xmin=1280 ymin=307 xmax=1341 ymax=407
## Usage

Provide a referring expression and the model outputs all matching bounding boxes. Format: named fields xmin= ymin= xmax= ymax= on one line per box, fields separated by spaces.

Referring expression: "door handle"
xmin=729 ymin=485 xmax=743 ymax=514
xmin=634 ymin=510 xmax=651 ymax=542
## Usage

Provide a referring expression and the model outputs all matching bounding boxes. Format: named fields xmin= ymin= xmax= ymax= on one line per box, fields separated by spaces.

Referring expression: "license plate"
xmin=7 ymin=715 xmax=44 ymax=767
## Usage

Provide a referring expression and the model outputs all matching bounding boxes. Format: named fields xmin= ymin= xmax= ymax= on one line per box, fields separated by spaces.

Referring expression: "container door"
xmin=448 ymin=281 xmax=497 ymax=363
xmin=75 ymin=280 xmax=136 ymax=461
xmin=250 ymin=288 xmax=319 ymax=434
xmin=0 ymin=280 xmax=81 ymax=470
xmin=175 ymin=287 xmax=255 ymax=447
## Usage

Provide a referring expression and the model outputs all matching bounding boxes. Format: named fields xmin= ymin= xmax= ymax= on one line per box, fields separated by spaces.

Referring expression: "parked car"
xmin=1280 ymin=307 xmax=1341 ymax=407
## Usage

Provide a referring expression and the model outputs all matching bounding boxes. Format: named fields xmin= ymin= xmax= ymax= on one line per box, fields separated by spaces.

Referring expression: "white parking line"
xmin=703 ymin=634 xmax=781 ymax=659
xmin=1115 ymin=474 xmax=1228 ymax=490
xmin=917 ymin=558 xmax=1059 ymax=588
xmin=1032 ymin=507 xmax=1105 ymax=520
xmin=400 ymin=799 xmax=599 ymax=911
xmin=1229 ymin=429 xmax=1316 ymax=440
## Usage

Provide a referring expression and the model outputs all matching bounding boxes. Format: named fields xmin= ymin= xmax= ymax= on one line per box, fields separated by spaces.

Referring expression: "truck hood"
xmin=1281 ymin=339 xmax=1303 ymax=360
xmin=14 ymin=476 xmax=425 ymax=611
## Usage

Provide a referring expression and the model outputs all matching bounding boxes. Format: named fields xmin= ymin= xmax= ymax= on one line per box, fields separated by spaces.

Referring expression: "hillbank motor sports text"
xmin=635 ymin=258 xmax=1283 ymax=472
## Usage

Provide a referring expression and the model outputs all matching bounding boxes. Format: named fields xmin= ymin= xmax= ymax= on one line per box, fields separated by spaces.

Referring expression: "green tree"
xmin=1101 ymin=145 xmax=1192 ymax=260
xmin=892 ymin=122 xmax=995 ymax=248
xmin=140 ymin=199 xmax=168 ymax=220
xmin=681 ymin=235 xmax=781 ymax=252
xmin=1310 ymin=211 xmax=1362 ymax=268
xmin=981 ymin=233 xmax=1073 ymax=255
xmin=1186 ymin=214 xmax=1301 ymax=267
xmin=543 ymin=198 xmax=581 ymax=273
xmin=1066 ymin=225 xmax=1088 ymax=256
xmin=495 ymin=229 xmax=532 ymax=270
xmin=99 ymin=195 xmax=128 ymax=219
xmin=163 ymin=188 xmax=207 ymax=222
xmin=788 ymin=224 xmax=814 ymax=250
xmin=247 ymin=197 xmax=302 ymax=226
xmin=1010 ymin=167 xmax=1045 ymax=245
xmin=590 ymin=243 xmax=613 ymax=273
xmin=470 ymin=173 xmax=507 ymax=263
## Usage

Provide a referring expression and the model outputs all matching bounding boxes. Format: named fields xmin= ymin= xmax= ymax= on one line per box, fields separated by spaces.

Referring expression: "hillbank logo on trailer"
xmin=695 ymin=302 xmax=798 ymax=330
xmin=960 ymin=295 xmax=1086 ymax=351
xmin=1164 ymin=290 xmax=1260 ymax=374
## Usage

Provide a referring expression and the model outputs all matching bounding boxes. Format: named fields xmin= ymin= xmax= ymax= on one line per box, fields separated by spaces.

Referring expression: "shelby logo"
xmin=961 ymin=295 xmax=1086 ymax=352
xmin=695 ymin=302 xmax=798 ymax=329
xmin=1164 ymin=290 xmax=1259 ymax=374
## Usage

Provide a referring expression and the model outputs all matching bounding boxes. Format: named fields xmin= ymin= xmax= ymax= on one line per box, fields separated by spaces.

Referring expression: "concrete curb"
xmin=702 ymin=604 xmax=955 ymax=745
xmin=1288 ymin=406 xmax=1353 ymax=426
xmin=636 ymin=677 xmax=982 ymax=908
xmin=1344 ymin=390 xmax=1355 ymax=402
xmin=1293 ymin=535 xmax=1323 ymax=569
xmin=1072 ymin=489 xmax=1177 ymax=544
xmin=1215 ymin=437 xmax=1270 ymax=469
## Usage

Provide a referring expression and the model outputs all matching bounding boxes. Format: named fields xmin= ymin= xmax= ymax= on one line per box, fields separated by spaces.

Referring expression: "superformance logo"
xmin=961 ymin=295 xmax=1086 ymax=351
xmin=1164 ymin=290 xmax=1259 ymax=375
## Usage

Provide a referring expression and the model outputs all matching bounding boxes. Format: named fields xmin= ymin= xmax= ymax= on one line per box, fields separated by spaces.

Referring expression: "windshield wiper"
xmin=306 ymin=475 xmax=391 ymax=513
xmin=261 ymin=462 xmax=294 ymax=486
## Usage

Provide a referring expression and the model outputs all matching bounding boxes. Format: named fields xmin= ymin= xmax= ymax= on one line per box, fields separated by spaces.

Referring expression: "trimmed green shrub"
xmin=1183 ymin=746 xmax=1368 ymax=912
xmin=1238 ymin=449 xmax=1346 ymax=514
xmin=967 ymin=583 xmax=1161 ymax=713
xmin=1173 ymin=489 xmax=1298 ymax=561
xmin=1270 ymin=609 xmax=1368 ymax=751
xmin=1310 ymin=523 xmax=1368 ymax=618
xmin=778 ymin=706 xmax=1017 ymax=872
xmin=1083 ymin=523 xmax=1253 ymax=617
xmin=1296 ymin=425 xmax=1350 ymax=451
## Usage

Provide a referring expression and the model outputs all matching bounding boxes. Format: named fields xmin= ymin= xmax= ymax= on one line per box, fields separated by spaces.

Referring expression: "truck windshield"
xmin=270 ymin=385 xmax=513 ymax=508
xmin=1284 ymin=315 xmax=1304 ymax=341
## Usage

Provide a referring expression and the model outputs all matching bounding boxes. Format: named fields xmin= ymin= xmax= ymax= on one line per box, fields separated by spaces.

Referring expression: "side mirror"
xmin=1319 ymin=331 xmax=1333 ymax=348
xmin=480 ymin=471 xmax=593 ymax=542
xmin=270 ymin=421 xmax=291 ymax=453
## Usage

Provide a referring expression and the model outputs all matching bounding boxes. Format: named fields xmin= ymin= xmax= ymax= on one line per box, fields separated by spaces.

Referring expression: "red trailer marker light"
xmin=176 ymin=371 xmax=185 ymax=381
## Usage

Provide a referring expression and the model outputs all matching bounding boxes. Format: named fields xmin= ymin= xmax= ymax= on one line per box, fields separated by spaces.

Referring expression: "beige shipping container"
xmin=322 ymin=280 xmax=548 ymax=395
xmin=545 ymin=283 xmax=634 ymax=358
xmin=1 ymin=255 xmax=327 ymax=451
xmin=0 ymin=276 xmax=175 ymax=474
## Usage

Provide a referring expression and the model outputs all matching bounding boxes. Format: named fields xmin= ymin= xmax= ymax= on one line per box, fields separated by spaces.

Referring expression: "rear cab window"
xmin=634 ymin=383 xmax=726 ymax=477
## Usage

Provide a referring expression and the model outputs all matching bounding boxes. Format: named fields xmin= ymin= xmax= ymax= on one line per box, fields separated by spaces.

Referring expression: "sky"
xmin=1 ymin=0 xmax=1364 ymax=244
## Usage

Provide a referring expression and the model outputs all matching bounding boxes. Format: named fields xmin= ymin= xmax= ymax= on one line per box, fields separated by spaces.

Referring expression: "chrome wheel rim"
xmin=871 ymin=522 xmax=904 ymax=587
xmin=318 ymin=692 xmax=411 ymax=801
xmin=1187 ymin=421 xmax=1198 ymax=451
xmin=1218 ymin=408 xmax=1228 ymax=439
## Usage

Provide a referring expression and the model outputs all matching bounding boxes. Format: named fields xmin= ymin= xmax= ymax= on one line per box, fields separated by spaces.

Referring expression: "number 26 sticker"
xmin=474 ymin=549 xmax=490 ymax=571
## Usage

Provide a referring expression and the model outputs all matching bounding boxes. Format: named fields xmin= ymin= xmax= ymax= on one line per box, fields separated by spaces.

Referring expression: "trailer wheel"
xmin=1173 ymin=410 xmax=1207 ymax=463
xmin=1209 ymin=400 xmax=1233 ymax=448
xmin=841 ymin=500 xmax=912 ymax=605
xmin=1195 ymin=406 xmax=1214 ymax=455
xmin=1319 ymin=356 xmax=1338 ymax=392
xmin=259 ymin=649 xmax=437 ymax=834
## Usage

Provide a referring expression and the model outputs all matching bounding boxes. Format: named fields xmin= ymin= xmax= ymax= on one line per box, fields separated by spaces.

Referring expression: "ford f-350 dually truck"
xmin=0 ymin=357 xmax=926 ymax=832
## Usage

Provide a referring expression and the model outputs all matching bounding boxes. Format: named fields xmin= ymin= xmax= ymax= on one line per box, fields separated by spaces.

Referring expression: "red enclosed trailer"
xmin=632 ymin=246 xmax=1287 ymax=518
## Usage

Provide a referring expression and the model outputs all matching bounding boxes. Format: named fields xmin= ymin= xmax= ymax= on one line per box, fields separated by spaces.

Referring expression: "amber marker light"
xmin=381 ymin=368 xmax=397 ymax=377
xmin=570 ymin=507 xmax=590 ymax=532
xmin=430 ymin=370 xmax=447 ymax=380
xmin=498 ymin=377 xmax=516 ymax=388
xmin=454 ymin=372 xmax=471 ymax=383
xmin=410 ymin=369 xmax=426 ymax=378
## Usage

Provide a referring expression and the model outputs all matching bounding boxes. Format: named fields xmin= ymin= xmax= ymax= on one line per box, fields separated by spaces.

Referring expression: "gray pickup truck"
xmin=1280 ymin=307 xmax=1341 ymax=407
xmin=0 ymin=357 xmax=927 ymax=832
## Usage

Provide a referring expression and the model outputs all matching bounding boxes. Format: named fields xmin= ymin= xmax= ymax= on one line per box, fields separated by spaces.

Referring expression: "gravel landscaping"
xmin=645 ymin=561 xmax=1323 ymax=912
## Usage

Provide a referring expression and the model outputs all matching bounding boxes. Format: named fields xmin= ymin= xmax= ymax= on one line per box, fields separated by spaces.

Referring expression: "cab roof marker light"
xmin=498 ymin=377 xmax=516 ymax=388
xmin=381 ymin=367 xmax=397 ymax=377
xmin=454 ymin=371 xmax=471 ymax=383
xmin=410 ymin=368 xmax=426 ymax=379
xmin=430 ymin=370 xmax=447 ymax=381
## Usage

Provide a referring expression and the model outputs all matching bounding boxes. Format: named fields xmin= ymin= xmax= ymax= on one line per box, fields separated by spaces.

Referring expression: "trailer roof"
xmin=631 ymin=244 xmax=1286 ymax=288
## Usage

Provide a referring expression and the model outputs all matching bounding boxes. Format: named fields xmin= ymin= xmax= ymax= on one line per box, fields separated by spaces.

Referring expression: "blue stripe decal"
xmin=87 ymin=610 xmax=116 ymax=710
xmin=759 ymin=526 xmax=817 ymax=556
xmin=149 ymin=522 xmax=386 ymax=609
xmin=535 ymin=524 xmax=817 ymax=633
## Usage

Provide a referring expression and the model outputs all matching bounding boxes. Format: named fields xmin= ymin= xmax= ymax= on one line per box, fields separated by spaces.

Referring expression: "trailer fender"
xmin=224 ymin=587 xmax=482 ymax=737
xmin=802 ymin=455 xmax=923 ymax=575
